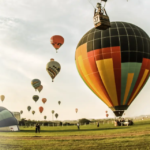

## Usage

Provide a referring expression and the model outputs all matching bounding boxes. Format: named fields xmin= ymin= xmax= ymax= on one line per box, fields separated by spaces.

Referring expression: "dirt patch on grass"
xmin=1 ymin=130 xmax=150 ymax=140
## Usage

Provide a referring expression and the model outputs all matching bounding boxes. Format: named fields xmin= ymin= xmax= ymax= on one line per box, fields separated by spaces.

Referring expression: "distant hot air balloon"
xmin=39 ymin=107 xmax=43 ymax=113
xmin=75 ymin=21 xmax=150 ymax=117
xmin=55 ymin=113 xmax=58 ymax=119
xmin=51 ymin=110 xmax=55 ymax=120
xmin=42 ymin=98 xmax=47 ymax=104
xmin=37 ymin=85 xmax=43 ymax=93
xmin=31 ymin=79 xmax=41 ymax=90
xmin=33 ymin=95 xmax=39 ymax=102
xmin=75 ymin=108 xmax=78 ymax=113
xmin=32 ymin=111 xmax=35 ymax=115
xmin=20 ymin=110 xmax=23 ymax=114
xmin=1 ymin=95 xmax=5 ymax=102
xmin=44 ymin=116 xmax=47 ymax=120
xmin=58 ymin=101 xmax=61 ymax=105
xmin=46 ymin=58 xmax=61 ymax=82
xmin=105 ymin=111 xmax=108 ymax=113
xmin=27 ymin=106 xmax=31 ymax=111
xmin=106 ymin=114 xmax=109 ymax=118
xmin=50 ymin=35 xmax=64 ymax=53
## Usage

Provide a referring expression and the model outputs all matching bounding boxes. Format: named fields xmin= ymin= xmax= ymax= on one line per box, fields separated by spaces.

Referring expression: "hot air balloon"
xmin=106 ymin=114 xmax=109 ymax=117
xmin=75 ymin=22 xmax=150 ymax=117
xmin=31 ymin=79 xmax=41 ymax=90
xmin=42 ymin=98 xmax=47 ymax=104
xmin=58 ymin=101 xmax=61 ymax=105
xmin=44 ymin=116 xmax=47 ymax=120
xmin=33 ymin=95 xmax=39 ymax=102
xmin=46 ymin=59 xmax=61 ymax=82
xmin=50 ymin=35 xmax=64 ymax=53
xmin=32 ymin=111 xmax=35 ymax=115
xmin=27 ymin=106 xmax=31 ymax=111
xmin=75 ymin=108 xmax=78 ymax=113
xmin=39 ymin=107 xmax=43 ymax=113
xmin=51 ymin=110 xmax=55 ymax=120
xmin=37 ymin=85 xmax=43 ymax=93
xmin=20 ymin=110 xmax=23 ymax=114
xmin=55 ymin=113 xmax=58 ymax=119
xmin=105 ymin=111 xmax=108 ymax=113
xmin=1 ymin=95 xmax=5 ymax=102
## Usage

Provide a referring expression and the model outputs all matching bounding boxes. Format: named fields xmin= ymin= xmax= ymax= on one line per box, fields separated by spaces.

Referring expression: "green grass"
xmin=0 ymin=120 xmax=150 ymax=150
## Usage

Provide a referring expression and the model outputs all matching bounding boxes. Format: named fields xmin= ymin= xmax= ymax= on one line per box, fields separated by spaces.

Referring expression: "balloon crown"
xmin=50 ymin=58 xmax=54 ymax=61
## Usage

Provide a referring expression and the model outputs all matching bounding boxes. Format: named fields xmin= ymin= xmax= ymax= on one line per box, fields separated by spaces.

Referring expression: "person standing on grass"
xmin=38 ymin=124 xmax=41 ymax=133
xmin=97 ymin=122 xmax=99 ymax=127
xmin=77 ymin=123 xmax=80 ymax=130
xmin=35 ymin=124 xmax=38 ymax=133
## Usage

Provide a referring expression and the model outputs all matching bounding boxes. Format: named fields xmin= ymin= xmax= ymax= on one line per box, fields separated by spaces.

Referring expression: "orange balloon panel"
xmin=42 ymin=98 xmax=47 ymax=104
xmin=39 ymin=107 xmax=43 ymax=113
xmin=50 ymin=35 xmax=64 ymax=50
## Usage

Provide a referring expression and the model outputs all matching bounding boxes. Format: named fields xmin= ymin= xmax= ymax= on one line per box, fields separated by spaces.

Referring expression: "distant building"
xmin=12 ymin=112 xmax=21 ymax=121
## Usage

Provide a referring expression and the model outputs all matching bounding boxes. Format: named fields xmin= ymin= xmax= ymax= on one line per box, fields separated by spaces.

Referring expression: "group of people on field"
xmin=35 ymin=124 xmax=41 ymax=133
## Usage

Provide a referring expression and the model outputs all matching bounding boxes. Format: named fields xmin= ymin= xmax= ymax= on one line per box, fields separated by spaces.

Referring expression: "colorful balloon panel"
xmin=75 ymin=22 xmax=150 ymax=116
xmin=50 ymin=35 xmax=64 ymax=50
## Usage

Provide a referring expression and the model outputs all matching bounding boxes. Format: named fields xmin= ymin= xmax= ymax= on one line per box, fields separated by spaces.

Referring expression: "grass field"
xmin=0 ymin=120 xmax=150 ymax=150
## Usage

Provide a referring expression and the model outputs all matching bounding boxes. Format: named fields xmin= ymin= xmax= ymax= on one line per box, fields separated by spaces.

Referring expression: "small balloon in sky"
xmin=50 ymin=35 xmax=64 ymax=53
xmin=46 ymin=58 xmax=61 ymax=82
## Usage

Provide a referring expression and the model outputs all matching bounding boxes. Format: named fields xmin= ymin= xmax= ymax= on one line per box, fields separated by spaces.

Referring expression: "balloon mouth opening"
xmin=113 ymin=111 xmax=125 ymax=117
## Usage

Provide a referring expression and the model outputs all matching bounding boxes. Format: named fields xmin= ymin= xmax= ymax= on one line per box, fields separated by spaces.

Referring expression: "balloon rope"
xmin=88 ymin=0 xmax=95 ymax=8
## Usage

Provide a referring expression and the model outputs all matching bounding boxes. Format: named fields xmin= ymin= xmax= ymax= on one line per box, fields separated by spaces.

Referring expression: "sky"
xmin=0 ymin=0 xmax=150 ymax=121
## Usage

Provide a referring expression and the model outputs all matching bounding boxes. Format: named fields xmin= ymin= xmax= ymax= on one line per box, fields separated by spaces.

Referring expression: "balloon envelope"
xmin=44 ymin=116 xmax=47 ymax=119
xmin=31 ymin=79 xmax=41 ymax=90
xmin=106 ymin=114 xmax=109 ymax=117
xmin=75 ymin=108 xmax=78 ymax=113
xmin=42 ymin=98 xmax=47 ymax=104
xmin=27 ymin=106 xmax=31 ymax=111
xmin=32 ymin=111 xmax=35 ymax=115
xmin=50 ymin=35 xmax=64 ymax=52
xmin=55 ymin=113 xmax=58 ymax=118
xmin=37 ymin=85 xmax=43 ymax=92
xmin=52 ymin=110 xmax=55 ymax=114
xmin=33 ymin=95 xmax=39 ymax=102
xmin=46 ymin=59 xmax=61 ymax=82
xmin=75 ymin=22 xmax=150 ymax=117
xmin=58 ymin=101 xmax=61 ymax=105
xmin=39 ymin=107 xmax=43 ymax=113
xmin=20 ymin=110 xmax=23 ymax=114
xmin=1 ymin=95 xmax=5 ymax=102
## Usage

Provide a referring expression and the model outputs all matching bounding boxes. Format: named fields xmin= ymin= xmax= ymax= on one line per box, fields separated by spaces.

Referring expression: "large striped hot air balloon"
xmin=75 ymin=22 xmax=150 ymax=117
xmin=50 ymin=35 xmax=64 ymax=53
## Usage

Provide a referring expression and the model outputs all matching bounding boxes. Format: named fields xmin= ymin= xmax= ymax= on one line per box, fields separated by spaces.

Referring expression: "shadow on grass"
xmin=20 ymin=127 xmax=129 ymax=133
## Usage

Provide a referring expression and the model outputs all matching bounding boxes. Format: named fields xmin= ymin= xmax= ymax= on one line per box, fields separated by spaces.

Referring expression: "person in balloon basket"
xmin=35 ymin=124 xmax=38 ymax=133
xmin=77 ymin=123 xmax=80 ymax=130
